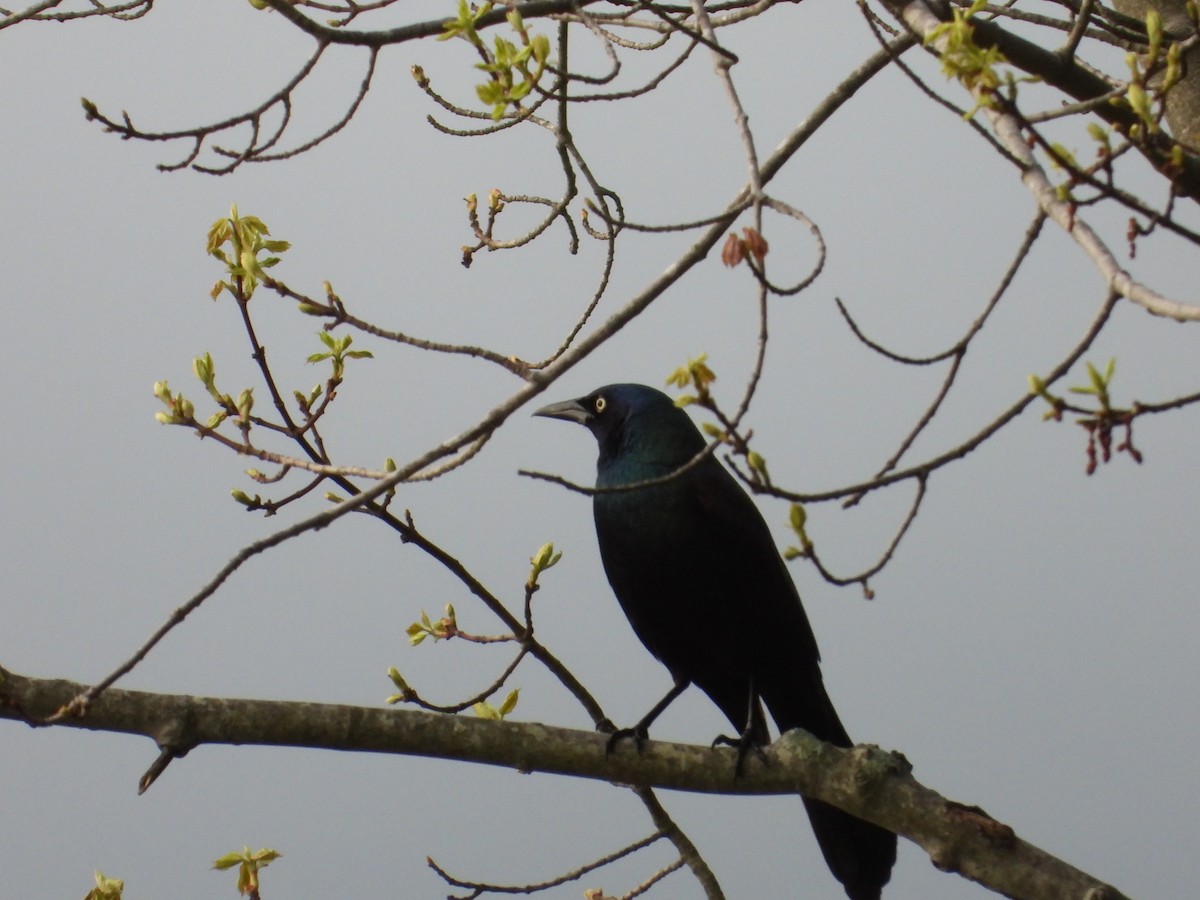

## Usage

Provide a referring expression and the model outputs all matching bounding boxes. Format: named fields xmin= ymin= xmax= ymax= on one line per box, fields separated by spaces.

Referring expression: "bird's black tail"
xmin=763 ymin=679 xmax=897 ymax=900
xmin=800 ymin=795 xmax=896 ymax=900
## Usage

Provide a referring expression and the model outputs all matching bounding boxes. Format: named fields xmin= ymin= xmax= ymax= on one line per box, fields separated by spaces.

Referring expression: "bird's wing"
xmin=687 ymin=457 xmax=823 ymax=664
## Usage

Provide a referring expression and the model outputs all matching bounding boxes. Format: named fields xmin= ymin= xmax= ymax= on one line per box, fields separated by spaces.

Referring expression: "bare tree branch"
xmin=0 ymin=668 xmax=1131 ymax=900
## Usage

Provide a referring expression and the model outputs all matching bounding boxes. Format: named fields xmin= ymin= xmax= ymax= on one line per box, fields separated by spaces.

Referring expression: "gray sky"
xmin=2 ymin=2 xmax=1197 ymax=899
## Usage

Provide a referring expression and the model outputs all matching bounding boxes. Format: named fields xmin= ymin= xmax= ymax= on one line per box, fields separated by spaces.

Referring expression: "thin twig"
xmin=427 ymin=830 xmax=667 ymax=898
xmin=758 ymin=290 xmax=1120 ymax=505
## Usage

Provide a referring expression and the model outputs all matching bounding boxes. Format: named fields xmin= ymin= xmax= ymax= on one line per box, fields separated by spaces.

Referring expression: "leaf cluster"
xmin=207 ymin=204 xmax=291 ymax=300
xmin=212 ymin=846 xmax=282 ymax=897
xmin=1030 ymin=358 xmax=1144 ymax=474
xmin=440 ymin=2 xmax=551 ymax=120
xmin=927 ymin=0 xmax=1009 ymax=117
xmin=307 ymin=331 xmax=374 ymax=381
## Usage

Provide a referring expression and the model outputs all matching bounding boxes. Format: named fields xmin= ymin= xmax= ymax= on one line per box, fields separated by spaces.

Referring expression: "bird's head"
xmin=533 ymin=383 xmax=704 ymax=467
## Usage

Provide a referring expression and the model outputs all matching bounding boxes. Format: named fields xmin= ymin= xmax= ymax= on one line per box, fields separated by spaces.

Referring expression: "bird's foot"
xmin=604 ymin=724 xmax=649 ymax=756
xmin=712 ymin=729 xmax=768 ymax=777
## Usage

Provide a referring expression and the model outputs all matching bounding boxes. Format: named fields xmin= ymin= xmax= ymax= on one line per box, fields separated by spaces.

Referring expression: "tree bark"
xmin=2 ymin=667 xmax=1131 ymax=900
xmin=1113 ymin=0 xmax=1200 ymax=150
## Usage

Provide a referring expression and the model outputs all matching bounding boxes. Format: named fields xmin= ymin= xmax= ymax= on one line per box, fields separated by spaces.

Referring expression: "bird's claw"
xmin=604 ymin=725 xmax=649 ymax=756
xmin=712 ymin=730 xmax=768 ymax=777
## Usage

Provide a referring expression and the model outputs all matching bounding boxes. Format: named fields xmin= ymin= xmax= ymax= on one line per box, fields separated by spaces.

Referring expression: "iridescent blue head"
xmin=533 ymin=383 xmax=706 ymax=479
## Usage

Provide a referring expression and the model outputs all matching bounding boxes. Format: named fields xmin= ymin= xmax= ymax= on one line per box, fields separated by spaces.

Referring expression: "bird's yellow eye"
xmin=594 ymin=396 xmax=606 ymax=413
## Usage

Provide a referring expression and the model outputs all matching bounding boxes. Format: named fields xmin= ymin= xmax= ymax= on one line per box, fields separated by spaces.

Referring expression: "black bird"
xmin=535 ymin=383 xmax=896 ymax=900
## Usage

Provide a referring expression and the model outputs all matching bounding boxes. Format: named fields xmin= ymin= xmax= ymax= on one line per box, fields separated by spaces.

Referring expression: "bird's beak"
xmin=533 ymin=398 xmax=591 ymax=425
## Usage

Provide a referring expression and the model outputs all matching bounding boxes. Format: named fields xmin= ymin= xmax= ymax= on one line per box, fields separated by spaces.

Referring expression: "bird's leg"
xmin=711 ymin=679 xmax=769 ymax=777
xmin=604 ymin=677 xmax=690 ymax=755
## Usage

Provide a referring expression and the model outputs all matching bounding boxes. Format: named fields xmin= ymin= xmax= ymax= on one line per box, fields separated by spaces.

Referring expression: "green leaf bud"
xmin=498 ymin=688 xmax=520 ymax=716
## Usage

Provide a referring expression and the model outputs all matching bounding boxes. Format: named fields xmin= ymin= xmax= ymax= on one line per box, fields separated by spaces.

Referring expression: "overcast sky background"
xmin=1 ymin=2 xmax=1197 ymax=899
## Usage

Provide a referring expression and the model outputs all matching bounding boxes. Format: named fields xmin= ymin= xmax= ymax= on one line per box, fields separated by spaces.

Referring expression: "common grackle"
xmin=535 ymin=383 xmax=896 ymax=900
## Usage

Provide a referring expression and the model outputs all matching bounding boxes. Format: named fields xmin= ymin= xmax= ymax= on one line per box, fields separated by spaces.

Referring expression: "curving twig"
xmin=759 ymin=290 xmax=1120 ymax=505
xmin=838 ymin=211 xmax=1047 ymax=502
xmin=82 ymin=42 xmax=380 ymax=173
xmin=426 ymin=830 xmax=670 ymax=899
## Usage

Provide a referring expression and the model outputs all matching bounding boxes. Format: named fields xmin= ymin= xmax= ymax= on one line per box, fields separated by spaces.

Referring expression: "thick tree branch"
xmin=1 ymin=668 xmax=1130 ymax=900
xmin=1111 ymin=0 xmax=1200 ymax=149
xmin=880 ymin=0 xmax=1200 ymax=200
xmin=883 ymin=0 xmax=1200 ymax=320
